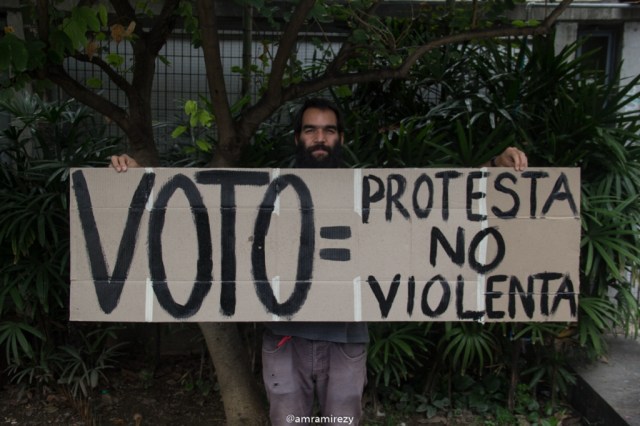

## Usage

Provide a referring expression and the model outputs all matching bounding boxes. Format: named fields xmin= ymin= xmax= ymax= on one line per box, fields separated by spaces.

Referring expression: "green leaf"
xmin=63 ymin=19 xmax=88 ymax=50
xmin=10 ymin=43 xmax=28 ymax=72
xmin=0 ymin=35 xmax=29 ymax=72
xmin=0 ymin=40 xmax=11 ymax=71
xmin=86 ymin=77 xmax=103 ymax=89
xmin=48 ymin=29 xmax=73 ymax=59
xmin=25 ymin=40 xmax=47 ymax=69
xmin=184 ymin=100 xmax=198 ymax=115
xmin=334 ymin=85 xmax=352 ymax=98
xmin=195 ymin=138 xmax=211 ymax=152
xmin=157 ymin=54 xmax=171 ymax=66
xmin=106 ymin=53 xmax=124 ymax=68
xmin=171 ymin=125 xmax=188 ymax=138
xmin=195 ymin=109 xmax=213 ymax=126
xmin=352 ymin=29 xmax=368 ymax=44
xmin=77 ymin=6 xmax=101 ymax=32
xmin=97 ymin=4 xmax=108 ymax=27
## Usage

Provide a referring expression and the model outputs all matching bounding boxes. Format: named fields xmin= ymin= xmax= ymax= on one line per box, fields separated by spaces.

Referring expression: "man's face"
xmin=295 ymin=107 xmax=344 ymax=168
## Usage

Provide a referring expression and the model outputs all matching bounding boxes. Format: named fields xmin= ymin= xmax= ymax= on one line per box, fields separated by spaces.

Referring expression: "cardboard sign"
xmin=69 ymin=168 xmax=580 ymax=322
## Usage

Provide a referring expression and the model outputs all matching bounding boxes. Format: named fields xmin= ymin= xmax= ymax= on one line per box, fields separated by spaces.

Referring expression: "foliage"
xmin=2 ymin=0 xmax=638 ymax=422
xmin=0 ymin=2 xmax=135 ymax=89
xmin=235 ymin=32 xmax=640 ymax=419
xmin=367 ymin=323 xmax=431 ymax=388
xmin=375 ymin=373 xmax=567 ymax=424
xmin=490 ymin=384 xmax=568 ymax=426
xmin=8 ymin=2 xmax=574 ymax=422
xmin=54 ymin=326 xmax=126 ymax=398
xmin=168 ymin=98 xmax=216 ymax=166
xmin=439 ymin=323 xmax=499 ymax=375
xmin=0 ymin=89 xmax=123 ymax=397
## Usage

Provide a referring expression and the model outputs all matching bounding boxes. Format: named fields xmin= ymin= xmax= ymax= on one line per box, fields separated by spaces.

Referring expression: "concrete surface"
xmin=571 ymin=335 xmax=640 ymax=426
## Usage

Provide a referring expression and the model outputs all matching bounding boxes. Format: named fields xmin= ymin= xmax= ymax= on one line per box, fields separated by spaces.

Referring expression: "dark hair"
xmin=293 ymin=98 xmax=345 ymax=136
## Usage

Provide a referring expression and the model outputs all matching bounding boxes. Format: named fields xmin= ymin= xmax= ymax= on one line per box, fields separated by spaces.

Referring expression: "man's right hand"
xmin=110 ymin=154 xmax=140 ymax=172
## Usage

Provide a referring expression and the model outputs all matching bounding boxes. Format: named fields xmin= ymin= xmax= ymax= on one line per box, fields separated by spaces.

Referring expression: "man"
xmin=260 ymin=98 xmax=369 ymax=426
xmin=110 ymin=98 xmax=527 ymax=425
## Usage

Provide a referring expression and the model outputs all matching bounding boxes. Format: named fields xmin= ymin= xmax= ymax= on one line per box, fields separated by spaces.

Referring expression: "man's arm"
xmin=481 ymin=147 xmax=528 ymax=171
xmin=110 ymin=154 xmax=140 ymax=172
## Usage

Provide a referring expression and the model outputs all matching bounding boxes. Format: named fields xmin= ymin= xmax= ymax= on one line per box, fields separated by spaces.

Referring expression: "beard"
xmin=295 ymin=143 xmax=343 ymax=168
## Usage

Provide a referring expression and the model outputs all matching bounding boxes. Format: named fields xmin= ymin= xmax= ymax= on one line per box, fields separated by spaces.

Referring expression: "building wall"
xmin=622 ymin=22 xmax=640 ymax=112
xmin=555 ymin=23 xmax=579 ymax=58
xmin=622 ymin=21 xmax=640 ymax=81
xmin=522 ymin=3 xmax=640 ymax=114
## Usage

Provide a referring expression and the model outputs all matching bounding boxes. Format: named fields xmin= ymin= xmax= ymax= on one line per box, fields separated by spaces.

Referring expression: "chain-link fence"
xmin=63 ymin=27 xmax=343 ymax=151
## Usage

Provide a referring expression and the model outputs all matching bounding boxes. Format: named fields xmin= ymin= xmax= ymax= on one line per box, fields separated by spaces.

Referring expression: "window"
xmin=577 ymin=26 xmax=621 ymax=82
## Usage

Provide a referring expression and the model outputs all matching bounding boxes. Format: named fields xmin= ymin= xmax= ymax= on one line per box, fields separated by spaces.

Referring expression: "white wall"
xmin=621 ymin=22 xmax=640 ymax=113
xmin=554 ymin=22 xmax=579 ymax=57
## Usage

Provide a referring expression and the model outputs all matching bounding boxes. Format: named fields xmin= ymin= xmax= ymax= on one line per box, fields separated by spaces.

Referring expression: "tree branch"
xmin=70 ymin=53 xmax=133 ymax=95
xmin=295 ymin=27 xmax=558 ymax=96
xmin=146 ymin=0 xmax=181 ymax=54
xmin=196 ymin=0 xmax=236 ymax=162
xmin=128 ymin=1 xmax=181 ymax=104
xmin=37 ymin=0 xmax=49 ymax=41
xmin=305 ymin=0 xmax=574 ymax=98
xmin=46 ymin=64 xmax=129 ymax=129
xmin=241 ymin=0 xmax=573 ymax=141
xmin=109 ymin=0 xmax=135 ymax=20
xmin=325 ymin=1 xmax=380 ymax=76
xmin=265 ymin=0 xmax=317 ymax=100
xmin=399 ymin=0 xmax=572 ymax=76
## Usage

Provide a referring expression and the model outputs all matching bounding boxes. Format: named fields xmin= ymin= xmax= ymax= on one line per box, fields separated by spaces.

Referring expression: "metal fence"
xmin=63 ymin=28 xmax=339 ymax=150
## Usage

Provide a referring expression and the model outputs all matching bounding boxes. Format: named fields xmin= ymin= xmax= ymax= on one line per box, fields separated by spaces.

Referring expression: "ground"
xmin=0 ymin=355 xmax=582 ymax=426
xmin=0 ymin=356 xmax=225 ymax=426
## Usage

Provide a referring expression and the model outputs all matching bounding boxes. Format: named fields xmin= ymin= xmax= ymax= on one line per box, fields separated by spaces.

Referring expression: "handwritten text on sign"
xmin=69 ymin=168 xmax=580 ymax=322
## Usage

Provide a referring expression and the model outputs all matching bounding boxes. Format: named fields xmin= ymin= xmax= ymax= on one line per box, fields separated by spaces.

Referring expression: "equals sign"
xmin=319 ymin=226 xmax=351 ymax=261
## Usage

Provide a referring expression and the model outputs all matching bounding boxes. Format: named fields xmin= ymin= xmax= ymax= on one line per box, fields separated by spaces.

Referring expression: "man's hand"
xmin=487 ymin=147 xmax=528 ymax=171
xmin=110 ymin=154 xmax=140 ymax=172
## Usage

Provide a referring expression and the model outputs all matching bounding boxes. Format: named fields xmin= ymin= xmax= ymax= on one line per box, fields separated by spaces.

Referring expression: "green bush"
xmin=239 ymin=33 xmax=640 ymax=419
xmin=0 ymin=90 xmax=124 ymax=397
xmin=349 ymin=35 xmax=640 ymax=417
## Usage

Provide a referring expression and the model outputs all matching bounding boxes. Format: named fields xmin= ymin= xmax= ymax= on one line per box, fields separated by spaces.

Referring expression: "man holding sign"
xmin=110 ymin=98 xmax=527 ymax=425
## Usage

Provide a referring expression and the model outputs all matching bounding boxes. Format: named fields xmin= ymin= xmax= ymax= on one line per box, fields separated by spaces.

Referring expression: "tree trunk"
xmin=197 ymin=132 xmax=267 ymax=423
xmin=198 ymin=322 xmax=268 ymax=425
xmin=122 ymin=103 xmax=160 ymax=167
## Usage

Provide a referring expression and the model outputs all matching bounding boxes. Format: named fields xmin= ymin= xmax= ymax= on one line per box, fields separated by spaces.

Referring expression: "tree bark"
xmin=199 ymin=323 xmax=267 ymax=425
xmin=194 ymin=2 xmax=270 ymax=421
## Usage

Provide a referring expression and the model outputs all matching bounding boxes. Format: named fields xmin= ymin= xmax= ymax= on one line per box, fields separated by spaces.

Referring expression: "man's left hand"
xmin=489 ymin=147 xmax=528 ymax=171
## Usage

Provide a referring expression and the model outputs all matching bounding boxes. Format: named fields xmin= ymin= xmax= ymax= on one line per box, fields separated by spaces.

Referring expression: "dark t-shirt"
xmin=265 ymin=321 xmax=369 ymax=343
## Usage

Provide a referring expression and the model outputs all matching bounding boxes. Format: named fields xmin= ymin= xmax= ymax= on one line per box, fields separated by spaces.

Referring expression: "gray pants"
xmin=262 ymin=331 xmax=367 ymax=426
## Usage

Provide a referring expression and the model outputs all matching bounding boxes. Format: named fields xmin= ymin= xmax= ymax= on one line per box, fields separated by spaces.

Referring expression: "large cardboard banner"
xmin=70 ymin=167 xmax=580 ymax=323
